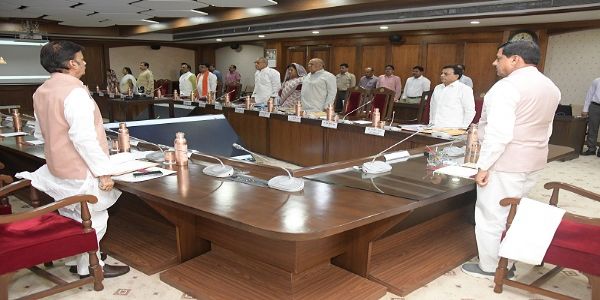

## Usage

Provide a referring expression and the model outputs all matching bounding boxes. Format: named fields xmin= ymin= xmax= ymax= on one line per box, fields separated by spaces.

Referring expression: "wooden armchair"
xmin=342 ymin=86 xmax=367 ymax=118
xmin=370 ymin=87 xmax=395 ymax=120
xmin=494 ymin=182 xmax=600 ymax=300
xmin=0 ymin=180 xmax=104 ymax=300
xmin=0 ymin=175 xmax=12 ymax=215
xmin=225 ymin=83 xmax=242 ymax=100
xmin=396 ymin=90 xmax=432 ymax=124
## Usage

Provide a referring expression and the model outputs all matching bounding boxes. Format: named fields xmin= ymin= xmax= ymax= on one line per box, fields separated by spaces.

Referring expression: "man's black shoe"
xmin=68 ymin=252 xmax=109 ymax=274
xmin=75 ymin=264 xmax=131 ymax=279
xmin=581 ymin=149 xmax=597 ymax=156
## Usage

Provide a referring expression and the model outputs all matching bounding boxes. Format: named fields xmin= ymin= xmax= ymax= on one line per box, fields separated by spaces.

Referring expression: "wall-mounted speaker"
xmin=389 ymin=34 xmax=403 ymax=44
xmin=230 ymin=43 xmax=240 ymax=50
xmin=150 ymin=44 xmax=161 ymax=50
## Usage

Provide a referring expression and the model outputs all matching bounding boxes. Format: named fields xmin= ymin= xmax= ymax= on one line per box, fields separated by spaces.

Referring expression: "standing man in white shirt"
xmin=196 ymin=63 xmax=217 ymax=100
xmin=456 ymin=64 xmax=474 ymax=88
xmin=301 ymin=58 xmax=337 ymax=112
xmin=178 ymin=63 xmax=197 ymax=98
xmin=17 ymin=40 xmax=130 ymax=279
xmin=251 ymin=57 xmax=281 ymax=104
xmin=401 ymin=66 xmax=431 ymax=104
xmin=461 ymin=41 xmax=561 ymax=278
xmin=429 ymin=65 xmax=475 ymax=128
xmin=581 ymin=77 xmax=600 ymax=156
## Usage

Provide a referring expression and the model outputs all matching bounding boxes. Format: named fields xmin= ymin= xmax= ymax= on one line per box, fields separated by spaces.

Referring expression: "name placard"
xmin=321 ymin=120 xmax=338 ymax=129
xmin=108 ymin=93 xmax=115 ymax=98
xmin=98 ymin=92 xmax=104 ymax=97
xmin=198 ymin=101 xmax=207 ymax=108
xmin=287 ymin=115 xmax=302 ymax=123
xmin=234 ymin=108 xmax=245 ymax=114
xmin=365 ymin=127 xmax=385 ymax=137
xmin=215 ymin=103 xmax=223 ymax=110
xmin=259 ymin=111 xmax=271 ymax=118
xmin=183 ymin=100 xmax=193 ymax=106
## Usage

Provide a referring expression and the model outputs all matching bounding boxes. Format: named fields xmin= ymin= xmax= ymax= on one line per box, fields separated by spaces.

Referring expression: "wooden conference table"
xmin=0 ymin=118 xmax=574 ymax=299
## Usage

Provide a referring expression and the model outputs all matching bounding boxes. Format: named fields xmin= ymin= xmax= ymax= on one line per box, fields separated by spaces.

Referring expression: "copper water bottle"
xmin=174 ymin=132 xmax=188 ymax=166
xmin=295 ymin=101 xmax=302 ymax=116
xmin=464 ymin=124 xmax=479 ymax=163
xmin=225 ymin=92 xmax=231 ymax=107
xmin=173 ymin=90 xmax=179 ymax=100
xmin=372 ymin=108 xmax=380 ymax=127
xmin=245 ymin=96 xmax=251 ymax=109
xmin=157 ymin=88 xmax=162 ymax=99
xmin=117 ymin=122 xmax=131 ymax=152
xmin=11 ymin=108 xmax=22 ymax=132
xmin=267 ymin=97 xmax=274 ymax=112
xmin=325 ymin=104 xmax=334 ymax=121
xmin=96 ymin=85 xmax=100 ymax=94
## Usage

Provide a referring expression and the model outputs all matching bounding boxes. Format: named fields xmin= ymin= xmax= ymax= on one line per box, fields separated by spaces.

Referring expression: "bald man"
xmin=301 ymin=58 xmax=337 ymax=112
xmin=251 ymin=57 xmax=281 ymax=104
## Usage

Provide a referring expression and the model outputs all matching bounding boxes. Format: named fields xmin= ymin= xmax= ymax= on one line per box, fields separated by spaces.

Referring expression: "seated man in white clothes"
xmin=429 ymin=65 xmax=475 ymax=128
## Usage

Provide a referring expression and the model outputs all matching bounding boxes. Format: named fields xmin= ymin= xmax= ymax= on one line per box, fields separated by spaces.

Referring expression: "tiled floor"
xmin=7 ymin=155 xmax=600 ymax=300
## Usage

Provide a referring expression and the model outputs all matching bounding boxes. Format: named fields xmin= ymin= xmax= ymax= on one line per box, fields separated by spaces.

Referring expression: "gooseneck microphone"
xmin=190 ymin=151 xmax=234 ymax=178
xmin=232 ymin=143 xmax=304 ymax=192
xmin=362 ymin=128 xmax=424 ymax=174
xmin=341 ymin=99 xmax=373 ymax=122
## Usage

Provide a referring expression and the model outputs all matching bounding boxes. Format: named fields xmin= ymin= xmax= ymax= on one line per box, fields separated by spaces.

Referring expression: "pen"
xmin=132 ymin=170 xmax=163 ymax=177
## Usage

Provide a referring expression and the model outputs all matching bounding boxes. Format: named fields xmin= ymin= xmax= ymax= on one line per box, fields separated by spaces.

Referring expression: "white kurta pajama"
xmin=17 ymin=80 xmax=121 ymax=276
xmin=475 ymin=66 xmax=560 ymax=272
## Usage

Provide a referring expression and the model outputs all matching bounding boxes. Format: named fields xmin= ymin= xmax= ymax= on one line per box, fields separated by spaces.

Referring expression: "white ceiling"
xmin=0 ymin=0 xmax=277 ymax=27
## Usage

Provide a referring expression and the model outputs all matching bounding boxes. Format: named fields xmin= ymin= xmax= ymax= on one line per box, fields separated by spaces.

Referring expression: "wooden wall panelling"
xmin=309 ymin=46 xmax=332 ymax=70
xmin=424 ymin=43 xmax=459 ymax=87
xmin=331 ymin=46 xmax=357 ymax=76
xmin=80 ymin=44 xmax=106 ymax=90
xmin=361 ymin=45 xmax=387 ymax=76
xmin=463 ymin=42 xmax=500 ymax=97
xmin=287 ymin=47 xmax=308 ymax=69
xmin=0 ymin=85 xmax=39 ymax=114
xmin=391 ymin=44 xmax=421 ymax=81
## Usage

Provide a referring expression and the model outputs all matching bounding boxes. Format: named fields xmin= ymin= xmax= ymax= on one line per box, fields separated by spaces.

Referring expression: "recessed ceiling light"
xmin=312 ymin=31 xmax=319 ymax=34
xmin=258 ymin=34 xmax=266 ymax=38
xmin=470 ymin=20 xmax=480 ymax=24
xmin=142 ymin=19 xmax=159 ymax=24
xmin=267 ymin=0 xmax=278 ymax=3
xmin=191 ymin=10 xmax=208 ymax=15
xmin=216 ymin=38 xmax=222 ymax=42
xmin=379 ymin=26 xmax=389 ymax=30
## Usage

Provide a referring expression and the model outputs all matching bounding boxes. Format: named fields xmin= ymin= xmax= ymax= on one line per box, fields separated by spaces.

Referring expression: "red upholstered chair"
xmin=154 ymin=79 xmax=169 ymax=96
xmin=342 ymin=86 xmax=366 ymax=118
xmin=472 ymin=98 xmax=484 ymax=124
xmin=225 ymin=84 xmax=242 ymax=100
xmin=397 ymin=90 xmax=432 ymax=124
xmin=0 ymin=180 xmax=103 ymax=300
xmin=494 ymin=182 xmax=600 ymax=300
xmin=370 ymin=87 xmax=395 ymax=120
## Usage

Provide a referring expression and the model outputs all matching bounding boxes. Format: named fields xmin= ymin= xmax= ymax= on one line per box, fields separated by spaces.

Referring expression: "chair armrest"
xmin=0 ymin=174 xmax=12 ymax=187
xmin=0 ymin=161 xmax=4 ymax=169
xmin=0 ymin=179 xmax=98 ymax=228
xmin=544 ymin=181 xmax=600 ymax=206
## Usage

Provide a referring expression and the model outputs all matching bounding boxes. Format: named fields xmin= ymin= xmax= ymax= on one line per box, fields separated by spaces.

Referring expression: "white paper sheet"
xmin=433 ymin=165 xmax=477 ymax=179
xmin=0 ymin=132 xmax=27 ymax=137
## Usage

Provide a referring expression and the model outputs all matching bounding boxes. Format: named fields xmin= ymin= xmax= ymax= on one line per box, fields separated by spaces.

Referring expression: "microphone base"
xmin=268 ymin=175 xmax=304 ymax=192
xmin=203 ymin=164 xmax=234 ymax=178
xmin=362 ymin=161 xmax=393 ymax=174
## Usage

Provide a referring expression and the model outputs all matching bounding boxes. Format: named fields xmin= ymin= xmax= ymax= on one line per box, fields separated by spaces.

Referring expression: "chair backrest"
xmin=416 ymin=90 xmax=433 ymax=124
xmin=370 ymin=87 xmax=395 ymax=119
xmin=343 ymin=86 xmax=366 ymax=117
xmin=154 ymin=79 xmax=170 ymax=96
xmin=473 ymin=98 xmax=484 ymax=123
xmin=226 ymin=84 xmax=242 ymax=100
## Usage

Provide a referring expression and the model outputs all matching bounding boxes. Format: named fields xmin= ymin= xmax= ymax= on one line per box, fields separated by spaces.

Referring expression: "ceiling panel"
xmin=146 ymin=10 xmax=208 ymax=18
xmin=201 ymin=0 xmax=278 ymax=7
xmin=95 ymin=13 xmax=153 ymax=21
xmin=75 ymin=3 xmax=148 ymax=14
xmin=58 ymin=20 xmax=117 ymax=27
xmin=132 ymin=0 xmax=206 ymax=11
xmin=22 ymin=7 xmax=93 ymax=17
xmin=74 ymin=0 xmax=134 ymax=4
xmin=1 ymin=0 xmax=77 ymax=8
xmin=0 ymin=8 xmax=42 ymax=18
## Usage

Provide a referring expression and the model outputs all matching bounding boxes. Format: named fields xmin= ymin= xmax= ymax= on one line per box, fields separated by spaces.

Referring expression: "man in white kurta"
xmin=16 ymin=40 xmax=129 ymax=278
xmin=178 ymin=62 xmax=197 ymax=98
xmin=429 ymin=65 xmax=475 ymax=128
xmin=461 ymin=41 xmax=561 ymax=278
xmin=196 ymin=63 xmax=217 ymax=99
xmin=401 ymin=66 xmax=431 ymax=103
xmin=301 ymin=58 xmax=337 ymax=112
xmin=251 ymin=57 xmax=281 ymax=104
